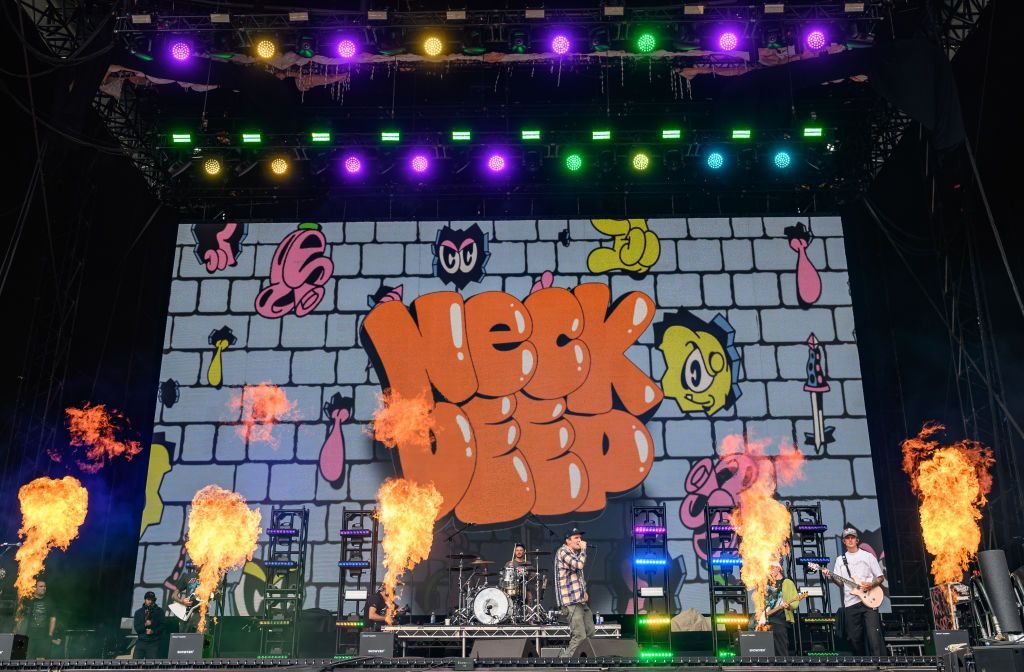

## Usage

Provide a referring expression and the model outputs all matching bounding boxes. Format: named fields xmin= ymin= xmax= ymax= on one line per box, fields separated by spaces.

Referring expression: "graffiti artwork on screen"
xmin=137 ymin=216 xmax=882 ymax=614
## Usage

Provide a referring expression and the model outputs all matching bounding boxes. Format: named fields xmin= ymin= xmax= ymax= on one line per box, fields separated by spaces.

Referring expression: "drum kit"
xmin=447 ymin=549 xmax=551 ymax=625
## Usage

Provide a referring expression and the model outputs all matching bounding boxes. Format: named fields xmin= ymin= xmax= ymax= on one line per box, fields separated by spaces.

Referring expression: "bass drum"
xmin=473 ymin=587 xmax=512 ymax=624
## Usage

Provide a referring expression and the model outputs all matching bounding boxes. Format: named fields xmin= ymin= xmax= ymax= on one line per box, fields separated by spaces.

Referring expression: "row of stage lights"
xmin=177 ymin=126 xmax=824 ymax=179
xmin=193 ymin=147 xmax=806 ymax=179
xmin=154 ymin=23 xmax=842 ymax=64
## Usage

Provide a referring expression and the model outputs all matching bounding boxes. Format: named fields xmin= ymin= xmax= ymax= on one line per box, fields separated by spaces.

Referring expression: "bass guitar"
xmin=806 ymin=562 xmax=884 ymax=609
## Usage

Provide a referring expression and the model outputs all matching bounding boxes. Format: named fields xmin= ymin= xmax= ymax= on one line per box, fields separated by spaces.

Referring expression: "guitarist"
xmin=365 ymin=585 xmax=409 ymax=630
xmin=761 ymin=562 xmax=799 ymax=656
xmin=171 ymin=569 xmax=203 ymax=634
xmin=821 ymin=527 xmax=885 ymax=656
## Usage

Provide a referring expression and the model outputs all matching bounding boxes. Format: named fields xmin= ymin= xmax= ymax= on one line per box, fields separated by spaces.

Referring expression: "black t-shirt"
xmin=26 ymin=596 xmax=50 ymax=631
xmin=175 ymin=572 xmax=199 ymax=597
xmin=365 ymin=592 xmax=388 ymax=624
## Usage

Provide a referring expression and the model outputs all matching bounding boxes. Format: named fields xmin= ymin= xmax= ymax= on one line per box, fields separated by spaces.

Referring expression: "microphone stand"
xmin=446 ymin=521 xmax=475 ymax=621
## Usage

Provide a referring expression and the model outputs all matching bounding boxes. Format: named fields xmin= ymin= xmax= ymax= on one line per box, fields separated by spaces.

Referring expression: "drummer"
xmin=506 ymin=543 xmax=537 ymax=605
xmin=506 ymin=543 xmax=531 ymax=570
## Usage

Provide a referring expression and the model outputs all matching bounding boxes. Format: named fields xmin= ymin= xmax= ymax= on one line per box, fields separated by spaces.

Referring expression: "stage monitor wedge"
xmin=470 ymin=638 xmax=538 ymax=658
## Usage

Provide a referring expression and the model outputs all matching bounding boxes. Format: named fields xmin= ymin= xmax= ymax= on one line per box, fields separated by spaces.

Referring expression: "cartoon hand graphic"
xmin=587 ymin=219 xmax=661 ymax=274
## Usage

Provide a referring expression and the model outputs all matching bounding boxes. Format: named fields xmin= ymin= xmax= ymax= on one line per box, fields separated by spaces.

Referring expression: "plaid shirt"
xmin=555 ymin=544 xmax=587 ymax=607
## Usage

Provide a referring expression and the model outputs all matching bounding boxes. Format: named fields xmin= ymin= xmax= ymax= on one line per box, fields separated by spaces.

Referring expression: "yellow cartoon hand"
xmin=587 ymin=219 xmax=661 ymax=274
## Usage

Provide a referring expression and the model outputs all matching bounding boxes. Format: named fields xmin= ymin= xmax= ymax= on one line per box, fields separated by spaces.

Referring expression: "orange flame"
xmin=727 ymin=435 xmax=805 ymax=619
xmin=901 ymin=422 xmax=994 ymax=585
xmin=229 ymin=383 xmax=298 ymax=448
xmin=376 ymin=478 xmax=444 ymax=623
xmin=185 ymin=486 xmax=262 ymax=631
xmin=370 ymin=390 xmax=436 ymax=450
xmin=15 ymin=477 xmax=89 ymax=599
xmin=60 ymin=403 xmax=142 ymax=473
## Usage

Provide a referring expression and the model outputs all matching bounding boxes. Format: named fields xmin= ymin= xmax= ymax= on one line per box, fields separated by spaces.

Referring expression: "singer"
xmin=555 ymin=527 xmax=594 ymax=657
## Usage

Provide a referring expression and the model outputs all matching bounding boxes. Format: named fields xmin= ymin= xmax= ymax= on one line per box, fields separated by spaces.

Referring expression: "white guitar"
xmin=168 ymin=595 xmax=206 ymax=622
xmin=755 ymin=592 xmax=809 ymax=628
xmin=807 ymin=562 xmax=884 ymax=609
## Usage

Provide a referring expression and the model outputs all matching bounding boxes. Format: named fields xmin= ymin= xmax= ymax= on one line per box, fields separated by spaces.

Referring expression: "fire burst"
xmin=376 ymin=478 xmax=444 ymax=622
xmin=370 ymin=391 xmax=436 ymax=450
xmin=15 ymin=477 xmax=89 ymax=599
xmin=185 ymin=485 xmax=262 ymax=632
xmin=229 ymin=383 xmax=297 ymax=447
xmin=61 ymin=403 xmax=142 ymax=473
xmin=901 ymin=422 xmax=994 ymax=585
xmin=727 ymin=435 xmax=805 ymax=620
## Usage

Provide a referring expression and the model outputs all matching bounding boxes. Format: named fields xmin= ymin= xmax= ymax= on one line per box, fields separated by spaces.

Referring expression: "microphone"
xmin=0 ymin=542 xmax=22 ymax=547
xmin=585 ymin=543 xmax=597 ymax=549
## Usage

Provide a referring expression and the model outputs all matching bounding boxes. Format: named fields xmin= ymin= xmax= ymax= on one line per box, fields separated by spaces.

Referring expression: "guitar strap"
xmin=841 ymin=553 xmax=853 ymax=603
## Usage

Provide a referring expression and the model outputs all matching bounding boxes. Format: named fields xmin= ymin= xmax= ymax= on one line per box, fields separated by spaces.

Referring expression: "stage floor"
xmin=0 ymin=657 xmax=941 ymax=671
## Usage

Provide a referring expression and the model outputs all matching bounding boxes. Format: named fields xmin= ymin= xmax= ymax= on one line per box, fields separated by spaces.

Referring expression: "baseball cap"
xmin=564 ymin=527 xmax=586 ymax=540
xmin=842 ymin=527 xmax=859 ymax=538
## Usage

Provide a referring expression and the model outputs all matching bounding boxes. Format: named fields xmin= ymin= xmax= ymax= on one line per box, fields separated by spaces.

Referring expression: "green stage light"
xmin=565 ymin=153 xmax=583 ymax=172
xmin=731 ymin=128 xmax=752 ymax=139
xmin=310 ymin=132 xmax=331 ymax=143
xmin=592 ymin=130 xmax=611 ymax=141
xmin=241 ymin=132 xmax=262 ymax=144
xmin=632 ymin=152 xmax=651 ymax=171
xmin=661 ymin=129 xmax=681 ymax=140
xmin=804 ymin=127 xmax=824 ymax=137
xmin=381 ymin=131 xmax=401 ymax=142
xmin=636 ymin=32 xmax=657 ymax=53
xmin=521 ymin=129 xmax=541 ymax=141
xmin=171 ymin=133 xmax=192 ymax=144
xmin=451 ymin=130 xmax=472 ymax=141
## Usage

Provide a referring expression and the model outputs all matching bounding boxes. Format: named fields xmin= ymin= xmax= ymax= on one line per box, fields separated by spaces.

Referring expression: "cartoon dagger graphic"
xmin=803 ymin=333 xmax=835 ymax=453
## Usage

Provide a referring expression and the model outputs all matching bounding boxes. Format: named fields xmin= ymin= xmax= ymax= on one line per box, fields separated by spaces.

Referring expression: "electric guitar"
xmin=168 ymin=594 xmax=206 ymax=622
xmin=806 ymin=562 xmax=885 ymax=609
xmin=754 ymin=592 xmax=808 ymax=629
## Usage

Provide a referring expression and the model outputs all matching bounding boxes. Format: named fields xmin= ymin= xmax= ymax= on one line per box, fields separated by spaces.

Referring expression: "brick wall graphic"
xmin=136 ymin=217 xmax=880 ymax=616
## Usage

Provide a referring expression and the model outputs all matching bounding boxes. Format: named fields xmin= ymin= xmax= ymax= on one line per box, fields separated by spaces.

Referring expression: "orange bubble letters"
xmin=361 ymin=283 xmax=662 ymax=523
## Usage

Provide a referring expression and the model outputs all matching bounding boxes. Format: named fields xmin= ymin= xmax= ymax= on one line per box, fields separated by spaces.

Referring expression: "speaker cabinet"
xmin=578 ymin=638 xmax=640 ymax=658
xmin=974 ymin=645 xmax=1024 ymax=672
xmin=739 ymin=630 xmax=775 ymax=657
xmin=359 ymin=632 xmax=396 ymax=658
xmin=168 ymin=632 xmax=204 ymax=660
xmin=0 ymin=634 xmax=28 ymax=661
xmin=934 ymin=629 xmax=971 ymax=656
xmin=469 ymin=638 xmax=537 ymax=658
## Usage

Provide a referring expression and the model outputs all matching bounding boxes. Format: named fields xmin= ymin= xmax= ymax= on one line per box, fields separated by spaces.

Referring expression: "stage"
xmin=382 ymin=623 xmax=621 ymax=656
xmin=0 ymin=656 xmax=943 ymax=671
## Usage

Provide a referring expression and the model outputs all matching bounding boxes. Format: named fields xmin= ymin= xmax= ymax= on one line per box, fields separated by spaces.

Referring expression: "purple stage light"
xmin=411 ymin=154 xmax=430 ymax=173
xmin=551 ymin=34 xmax=571 ymax=55
xmin=487 ymin=154 xmax=506 ymax=172
xmin=170 ymin=41 xmax=191 ymax=61
xmin=343 ymin=156 xmax=362 ymax=174
xmin=337 ymin=39 xmax=358 ymax=59
xmin=718 ymin=32 xmax=738 ymax=52
xmin=805 ymin=29 xmax=826 ymax=51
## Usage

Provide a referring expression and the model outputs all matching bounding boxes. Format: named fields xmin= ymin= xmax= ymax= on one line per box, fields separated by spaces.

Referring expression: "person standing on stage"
xmin=133 ymin=591 xmax=164 ymax=659
xmin=171 ymin=569 xmax=202 ymax=634
xmin=821 ymin=527 xmax=886 ymax=656
xmin=555 ymin=528 xmax=594 ymax=657
xmin=16 ymin=579 xmax=57 ymax=659
xmin=761 ymin=561 xmax=798 ymax=656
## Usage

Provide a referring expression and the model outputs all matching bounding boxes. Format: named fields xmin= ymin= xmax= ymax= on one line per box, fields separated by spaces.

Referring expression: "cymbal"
xmin=471 ymin=559 xmax=494 ymax=565
xmin=446 ymin=553 xmax=478 ymax=560
xmin=524 ymin=549 xmax=551 ymax=556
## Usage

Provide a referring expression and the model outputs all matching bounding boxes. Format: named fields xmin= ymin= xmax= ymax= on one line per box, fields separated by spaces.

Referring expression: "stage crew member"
xmin=821 ymin=527 xmax=886 ymax=656
xmin=16 ymin=579 xmax=57 ymax=659
xmin=555 ymin=528 xmax=594 ymax=657
xmin=762 ymin=561 xmax=798 ymax=656
xmin=133 ymin=591 xmax=164 ymax=659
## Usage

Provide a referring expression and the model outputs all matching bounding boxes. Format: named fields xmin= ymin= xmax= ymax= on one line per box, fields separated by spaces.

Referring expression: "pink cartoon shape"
xmin=192 ymin=221 xmax=247 ymax=273
xmin=255 ymin=222 xmax=334 ymax=318
xmin=785 ymin=222 xmax=822 ymax=307
xmin=679 ymin=452 xmax=759 ymax=561
xmin=530 ymin=271 xmax=554 ymax=295
xmin=319 ymin=392 xmax=353 ymax=484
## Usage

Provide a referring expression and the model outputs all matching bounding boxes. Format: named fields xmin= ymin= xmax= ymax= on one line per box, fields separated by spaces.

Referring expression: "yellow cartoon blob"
xmin=587 ymin=219 xmax=661 ymax=274
xmin=655 ymin=310 xmax=741 ymax=416
xmin=140 ymin=440 xmax=172 ymax=536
